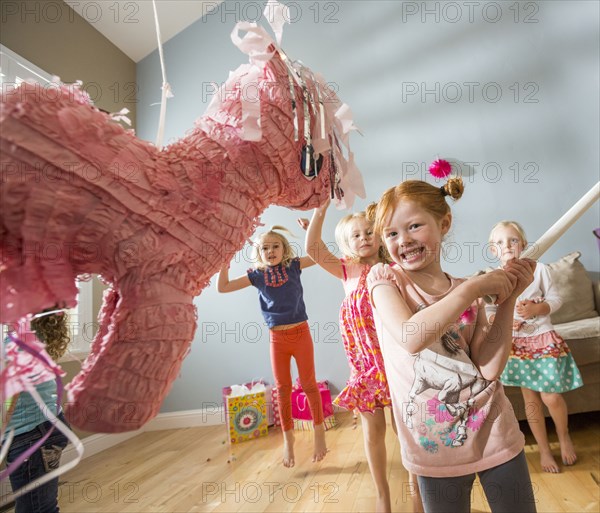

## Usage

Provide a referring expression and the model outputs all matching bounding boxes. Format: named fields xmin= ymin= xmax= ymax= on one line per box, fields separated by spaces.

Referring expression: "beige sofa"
xmin=502 ymin=252 xmax=600 ymax=420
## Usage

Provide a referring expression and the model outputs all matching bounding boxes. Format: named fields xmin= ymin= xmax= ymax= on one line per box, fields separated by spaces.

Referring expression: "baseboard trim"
xmin=144 ymin=406 xmax=225 ymax=431
xmin=61 ymin=406 xmax=225 ymax=464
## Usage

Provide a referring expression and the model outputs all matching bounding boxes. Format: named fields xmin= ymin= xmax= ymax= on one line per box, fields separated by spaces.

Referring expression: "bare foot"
xmin=540 ymin=450 xmax=560 ymax=473
xmin=312 ymin=423 xmax=328 ymax=463
xmin=559 ymin=433 xmax=577 ymax=466
xmin=283 ymin=430 xmax=295 ymax=468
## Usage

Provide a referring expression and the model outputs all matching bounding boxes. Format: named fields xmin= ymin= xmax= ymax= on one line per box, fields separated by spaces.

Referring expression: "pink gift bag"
xmin=291 ymin=380 xmax=334 ymax=421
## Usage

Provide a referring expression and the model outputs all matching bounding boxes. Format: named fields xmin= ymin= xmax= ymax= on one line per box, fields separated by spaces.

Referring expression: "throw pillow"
xmin=546 ymin=251 xmax=598 ymax=324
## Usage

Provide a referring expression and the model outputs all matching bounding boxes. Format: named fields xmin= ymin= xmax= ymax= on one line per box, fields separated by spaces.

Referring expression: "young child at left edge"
xmin=217 ymin=225 xmax=327 ymax=468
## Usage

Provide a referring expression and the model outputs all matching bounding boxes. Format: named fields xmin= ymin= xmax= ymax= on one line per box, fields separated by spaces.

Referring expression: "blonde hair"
xmin=335 ymin=203 xmax=390 ymax=263
xmin=489 ymin=220 xmax=528 ymax=246
xmin=252 ymin=225 xmax=297 ymax=270
xmin=31 ymin=309 xmax=70 ymax=361
xmin=373 ymin=178 xmax=464 ymax=235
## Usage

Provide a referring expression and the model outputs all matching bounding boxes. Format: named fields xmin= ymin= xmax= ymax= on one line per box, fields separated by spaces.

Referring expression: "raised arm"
xmin=470 ymin=259 xmax=536 ymax=380
xmin=298 ymin=255 xmax=316 ymax=269
xmin=216 ymin=264 xmax=252 ymax=293
xmin=303 ymin=200 xmax=343 ymax=279
xmin=369 ymin=266 xmax=517 ymax=355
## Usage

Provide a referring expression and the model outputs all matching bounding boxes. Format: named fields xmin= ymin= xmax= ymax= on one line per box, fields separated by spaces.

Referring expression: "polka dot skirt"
xmin=500 ymin=330 xmax=583 ymax=393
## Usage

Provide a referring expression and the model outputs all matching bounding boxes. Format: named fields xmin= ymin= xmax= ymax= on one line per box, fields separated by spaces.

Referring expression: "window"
xmin=66 ymin=278 xmax=95 ymax=357
xmin=0 ymin=44 xmax=53 ymax=91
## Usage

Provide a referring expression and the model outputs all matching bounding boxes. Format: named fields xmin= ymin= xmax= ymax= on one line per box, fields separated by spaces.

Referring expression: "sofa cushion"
xmin=556 ymin=330 xmax=600 ymax=367
xmin=546 ymin=251 xmax=598 ymax=324
xmin=554 ymin=316 xmax=600 ymax=341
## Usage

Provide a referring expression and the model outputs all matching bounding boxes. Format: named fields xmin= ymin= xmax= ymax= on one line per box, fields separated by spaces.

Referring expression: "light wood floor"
xmin=32 ymin=411 xmax=600 ymax=512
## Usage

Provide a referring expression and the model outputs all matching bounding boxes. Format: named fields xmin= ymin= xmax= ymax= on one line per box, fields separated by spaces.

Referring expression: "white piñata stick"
xmin=484 ymin=181 xmax=600 ymax=304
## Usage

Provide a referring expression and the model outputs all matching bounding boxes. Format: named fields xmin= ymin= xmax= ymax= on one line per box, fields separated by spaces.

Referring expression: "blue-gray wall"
xmin=136 ymin=1 xmax=600 ymax=413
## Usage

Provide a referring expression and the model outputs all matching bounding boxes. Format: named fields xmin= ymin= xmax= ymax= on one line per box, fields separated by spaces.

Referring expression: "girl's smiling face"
xmin=490 ymin=225 xmax=525 ymax=266
xmin=382 ymin=200 xmax=450 ymax=272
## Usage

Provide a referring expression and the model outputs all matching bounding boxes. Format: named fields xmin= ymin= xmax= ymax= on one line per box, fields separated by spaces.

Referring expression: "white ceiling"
xmin=64 ymin=0 xmax=223 ymax=63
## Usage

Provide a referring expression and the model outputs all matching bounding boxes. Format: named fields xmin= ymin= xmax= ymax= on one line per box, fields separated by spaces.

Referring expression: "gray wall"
xmin=135 ymin=1 xmax=600 ymax=413
xmin=0 ymin=0 xmax=137 ymax=124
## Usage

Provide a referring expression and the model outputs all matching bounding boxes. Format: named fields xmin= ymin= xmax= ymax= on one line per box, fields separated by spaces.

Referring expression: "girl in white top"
xmin=489 ymin=221 xmax=582 ymax=473
xmin=367 ymin=178 xmax=537 ymax=513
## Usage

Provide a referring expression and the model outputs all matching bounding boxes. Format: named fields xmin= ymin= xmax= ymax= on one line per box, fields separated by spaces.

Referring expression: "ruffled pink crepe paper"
xmin=224 ymin=19 xmax=364 ymax=208
xmin=0 ymin=10 xmax=365 ymax=433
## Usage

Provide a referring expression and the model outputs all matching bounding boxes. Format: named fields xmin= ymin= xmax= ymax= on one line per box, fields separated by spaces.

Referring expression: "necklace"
xmin=263 ymin=264 xmax=288 ymax=287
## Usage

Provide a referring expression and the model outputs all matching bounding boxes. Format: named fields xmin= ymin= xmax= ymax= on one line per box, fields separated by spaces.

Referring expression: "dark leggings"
xmin=417 ymin=451 xmax=537 ymax=513
xmin=7 ymin=413 xmax=69 ymax=513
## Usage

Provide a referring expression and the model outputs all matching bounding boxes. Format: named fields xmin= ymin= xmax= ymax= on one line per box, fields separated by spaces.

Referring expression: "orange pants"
xmin=270 ymin=322 xmax=324 ymax=432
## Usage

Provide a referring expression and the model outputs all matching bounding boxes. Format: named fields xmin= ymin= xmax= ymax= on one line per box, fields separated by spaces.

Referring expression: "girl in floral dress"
xmin=301 ymin=199 xmax=422 ymax=513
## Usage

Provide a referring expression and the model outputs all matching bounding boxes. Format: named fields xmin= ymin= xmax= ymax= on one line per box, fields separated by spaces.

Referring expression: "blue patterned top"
xmin=247 ymin=258 xmax=308 ymax=328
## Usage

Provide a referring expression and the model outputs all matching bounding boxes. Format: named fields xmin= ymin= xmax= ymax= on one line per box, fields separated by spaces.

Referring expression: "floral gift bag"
xmin=222 ymin=382 xmax=268 ymax=444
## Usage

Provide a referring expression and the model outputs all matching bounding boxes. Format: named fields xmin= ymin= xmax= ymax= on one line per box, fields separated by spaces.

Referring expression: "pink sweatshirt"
xmin=368 ymin=263 xmax=524 ymax=478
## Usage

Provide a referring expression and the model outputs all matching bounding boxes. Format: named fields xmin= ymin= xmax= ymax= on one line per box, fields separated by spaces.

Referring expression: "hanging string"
xmin=151 ymin=0 xmax=173 ymax=148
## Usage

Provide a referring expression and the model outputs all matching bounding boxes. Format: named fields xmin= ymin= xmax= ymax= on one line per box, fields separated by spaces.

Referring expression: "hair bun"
xmin=364 ymin=202 xmax=378 ymax=223
xmin=442 ymin=176 xmax=464 ymax=200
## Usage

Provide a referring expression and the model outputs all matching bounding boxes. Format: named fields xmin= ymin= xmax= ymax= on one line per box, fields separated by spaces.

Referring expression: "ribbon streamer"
xmin=0 ymin=385 xmax=83 ymax=506
xmin=225 ymin=1 xmax=364 ymax=208
xmin=0 ymin=320 xmax=84 ymax=506
xmin=151 ymin=0 xmax=173 ymax=148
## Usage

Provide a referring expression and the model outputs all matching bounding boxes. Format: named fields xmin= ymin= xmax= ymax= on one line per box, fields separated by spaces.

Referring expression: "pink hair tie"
xmin=428 ymin=158 xmax=452 ymax=179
